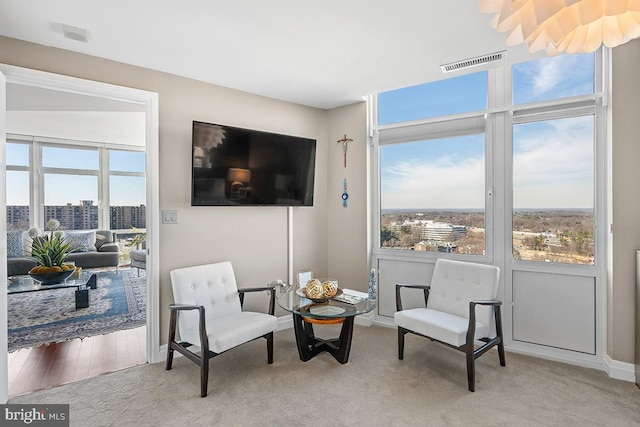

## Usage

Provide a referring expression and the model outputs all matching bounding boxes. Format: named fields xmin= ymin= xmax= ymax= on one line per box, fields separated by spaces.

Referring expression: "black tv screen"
xmin=191 ymin=121 xmax=316 ymax=206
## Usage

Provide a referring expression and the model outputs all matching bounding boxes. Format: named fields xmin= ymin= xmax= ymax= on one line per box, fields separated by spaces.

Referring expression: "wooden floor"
xmin=8 ymin=326 xmax=147 ymax=397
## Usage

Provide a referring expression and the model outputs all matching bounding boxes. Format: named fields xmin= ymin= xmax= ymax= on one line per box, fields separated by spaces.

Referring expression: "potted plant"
xmin=28 ymin=219 xmax=77 ymax=284
xmin=127 ymin=227 xmax=146 ymax=250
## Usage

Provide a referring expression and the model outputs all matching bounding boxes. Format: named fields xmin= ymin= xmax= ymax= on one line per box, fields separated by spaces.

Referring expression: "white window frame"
xmin=371 ymin=50 xmax=606 ymax=274
xmin=6 ymin=134 xmax=145 ymax=233
xmin=372 ymin=75 xmax=495 ymax=264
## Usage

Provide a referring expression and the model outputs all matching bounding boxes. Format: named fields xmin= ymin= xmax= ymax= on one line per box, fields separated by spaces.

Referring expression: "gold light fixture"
xmin=480 ymin=0 xmax=640 ymax=55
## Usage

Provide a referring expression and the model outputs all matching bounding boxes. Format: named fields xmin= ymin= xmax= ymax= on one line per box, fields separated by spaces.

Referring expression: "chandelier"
xmin=480 ymin=0 xmax=640 ymax=55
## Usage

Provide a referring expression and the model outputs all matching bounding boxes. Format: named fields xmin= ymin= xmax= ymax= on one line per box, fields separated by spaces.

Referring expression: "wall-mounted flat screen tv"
xmin=191 ymin=121 xmax=316 ymax=206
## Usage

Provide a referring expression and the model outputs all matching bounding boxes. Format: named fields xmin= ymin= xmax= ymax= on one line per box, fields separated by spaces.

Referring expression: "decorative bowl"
xmin=297 ymin=287 xmax=343 ymax=303
xmin=28 ymin=269 xmax=75 ymax=285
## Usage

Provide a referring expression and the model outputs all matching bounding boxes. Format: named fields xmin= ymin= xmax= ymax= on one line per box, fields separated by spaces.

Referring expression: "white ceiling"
xmin=0 ymin=0 xmax=540 ymax=110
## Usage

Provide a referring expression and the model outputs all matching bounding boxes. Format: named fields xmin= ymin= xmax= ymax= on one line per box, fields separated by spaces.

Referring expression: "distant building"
xmin=6 ymin=205 xmax=29 ymax=231
xmin=110 ymin=205 xmax=146 ymax=230
xmin=389 ymin=219 xmax=467 ymax=242
xmin=45 ymin=200 xmax=98 ymax=230
xmin=7 ymin=201 xmax=146 ymax=231
xmin=413 ymin=241 xmax=458 ymax=253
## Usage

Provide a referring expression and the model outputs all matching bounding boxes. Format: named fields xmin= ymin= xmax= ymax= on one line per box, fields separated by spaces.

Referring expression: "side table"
xmin=277 ymin=288 xmax=376 ymax=364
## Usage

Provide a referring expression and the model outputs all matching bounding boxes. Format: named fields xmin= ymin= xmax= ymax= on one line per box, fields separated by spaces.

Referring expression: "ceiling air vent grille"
xmin=440 ymin=51 xmax=506 ymax=73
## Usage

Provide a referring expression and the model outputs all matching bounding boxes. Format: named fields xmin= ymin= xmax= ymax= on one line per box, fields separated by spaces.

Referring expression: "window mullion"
xmin=100 ymin=147 xmax=109 ymax=230
xmin=32 ymin=140 xmax=42 ymax=230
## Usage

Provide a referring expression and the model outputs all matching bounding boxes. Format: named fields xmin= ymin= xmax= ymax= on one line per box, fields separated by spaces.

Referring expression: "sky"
xmin=378 ymin=52 xmax=595 ymax=210
xmin=6 ymin=144 xmax=146 ymax=206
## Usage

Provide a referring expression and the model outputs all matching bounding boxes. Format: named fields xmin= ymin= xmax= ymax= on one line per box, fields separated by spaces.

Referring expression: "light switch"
xmin=163 ymin=210 xmax=178 ymax=224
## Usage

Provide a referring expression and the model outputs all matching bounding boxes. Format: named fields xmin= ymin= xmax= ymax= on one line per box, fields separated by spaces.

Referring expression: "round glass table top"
xmin=276 ymin=286 xmax=376 ymax=319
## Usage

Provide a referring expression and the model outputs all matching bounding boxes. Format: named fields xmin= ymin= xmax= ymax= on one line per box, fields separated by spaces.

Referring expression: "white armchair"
xmin=394 ymin=258 xmax=505 ymax=392
xmin=165 ymin=261 xmax=278 ymax=397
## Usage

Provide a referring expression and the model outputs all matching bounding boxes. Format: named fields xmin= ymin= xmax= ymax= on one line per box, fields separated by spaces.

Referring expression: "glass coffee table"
xmin=277 ymin=287 xmax=377 ymax=364
xmin=8 ymin=271 xmax=98 ymax=310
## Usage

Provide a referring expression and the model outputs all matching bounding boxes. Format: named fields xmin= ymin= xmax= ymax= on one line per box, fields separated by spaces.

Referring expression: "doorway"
xmin=0 ymin=64 xmax=160 ymax=402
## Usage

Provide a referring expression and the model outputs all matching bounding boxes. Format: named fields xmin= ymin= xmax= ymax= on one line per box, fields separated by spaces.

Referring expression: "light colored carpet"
xmin=10 ymin=324 xmax=640 ymax=426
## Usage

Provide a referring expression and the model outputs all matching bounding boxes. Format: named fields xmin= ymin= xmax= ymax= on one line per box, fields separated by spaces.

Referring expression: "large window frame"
xmin=373 ymin=111 xmax=494 ymax=263
xmin=371 ymin=50 xmax=607 ymax=272
xmin=6 ymin=134 xmax=145 ymax=233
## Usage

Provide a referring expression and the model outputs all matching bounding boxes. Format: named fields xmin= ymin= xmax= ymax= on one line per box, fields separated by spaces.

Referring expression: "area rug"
xmin=8 ymin=268 xmax=146 ymax=352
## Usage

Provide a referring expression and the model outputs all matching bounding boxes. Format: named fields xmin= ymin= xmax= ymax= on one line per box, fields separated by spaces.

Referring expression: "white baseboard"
xmin=355 ymin=311 xmax=375 ymax=326
xmin=373 ymin=316 xmax=395 ymax=328
xmin=156 ymin=345 xmax=167 ymax=363
xmin=277 ymin=315 xmax=293 ymax=330
xmin=603 ymin=354 xmax=637 ymax=382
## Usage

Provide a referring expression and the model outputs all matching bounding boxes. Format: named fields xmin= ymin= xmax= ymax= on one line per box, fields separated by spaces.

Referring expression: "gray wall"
xmin=326 ymin=103 xmax=369 ymax=290
xmin=611 ymin=39 xmax=640 ymax=364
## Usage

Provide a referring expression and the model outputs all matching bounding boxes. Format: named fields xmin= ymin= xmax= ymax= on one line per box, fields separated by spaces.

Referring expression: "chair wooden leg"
xmin=495 ymin=306 xmax=506 ymax=367
xmin=398 ymin=327 xmax=406 ymax=360
xmin=166 ymin=312 xmax=178 ymax=370
xmin=266 ymin=332 xmax=274 ymax=364
xmin=498 ymin=340 xmax=506 ymax=367
xmin=200 ymin=357 xmax=209 ymax=398
xmin=466 ymin=344 xmax=475 ymax=392
xmin=166 ymin=345 xmax=174 ymax=371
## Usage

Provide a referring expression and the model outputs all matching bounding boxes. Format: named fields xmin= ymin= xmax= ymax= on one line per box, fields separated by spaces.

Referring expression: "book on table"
xmin=333 ymin=289 xmax=368 ymax=304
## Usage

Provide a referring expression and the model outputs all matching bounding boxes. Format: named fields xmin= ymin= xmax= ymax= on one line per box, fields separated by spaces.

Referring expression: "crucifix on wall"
xmin=337 ymin=134 xmax=354 ymax=168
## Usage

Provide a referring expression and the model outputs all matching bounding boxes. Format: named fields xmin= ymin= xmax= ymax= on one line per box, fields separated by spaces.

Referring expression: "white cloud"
xmin=382 ymin=116 xmax=594 ymax=210
xmin=532 ymin=57 xmax=563 ymax=94
xmin=382 ymin=153 xmax=485 ymax=209
xmin=513 ymin=118 xmax=593 ymax=208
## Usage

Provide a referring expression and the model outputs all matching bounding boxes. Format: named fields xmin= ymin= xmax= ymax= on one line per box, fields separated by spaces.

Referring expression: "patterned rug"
xmin=8 ymin=268 xmax=146 ymax=352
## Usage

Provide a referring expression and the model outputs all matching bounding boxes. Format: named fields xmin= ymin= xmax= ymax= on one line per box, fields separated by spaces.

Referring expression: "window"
xmin=512 ymin=116 xmax=595 ymax=265
xmin=374 ymin=51 xmax=602 ymax=266
xmin=377 ymin=71 xmax=488 ymax=257
xmin=42 ymin=146 xmax=99 ymax=230
xmin=378 ymin=71 xmax=487 ymax=125
xmin=6 ymin=142 xmax=30 ymax=231
xmin=109 ymin=149 xmax=146 ymax=231
xmin=42 ymin=146 xmax=99 ymax=170
xmin=512 ymin=53 xmax=594 ymax=105
xmin=380 ymin=133 xmax=486 ymax=254
xmin=5 ymin=139 xmax=146 ymax=235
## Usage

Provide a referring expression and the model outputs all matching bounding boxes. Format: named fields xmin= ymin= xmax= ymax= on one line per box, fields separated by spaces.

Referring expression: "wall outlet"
xmin=162 ymin=210 xmax=178 ymax=224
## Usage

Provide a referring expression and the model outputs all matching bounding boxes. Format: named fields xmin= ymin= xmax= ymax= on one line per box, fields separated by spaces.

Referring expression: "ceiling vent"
xmin=62 ymin=24 xmax=88 ymax=43
xmin=440 ymin=50 xmax=505 ymax=73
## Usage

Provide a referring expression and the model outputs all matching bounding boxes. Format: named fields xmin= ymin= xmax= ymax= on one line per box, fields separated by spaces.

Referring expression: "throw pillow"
xmin=64 ymin=231 xmax=97 ymax=252
xmin=7 ymin=230 xmax=25 ymax=257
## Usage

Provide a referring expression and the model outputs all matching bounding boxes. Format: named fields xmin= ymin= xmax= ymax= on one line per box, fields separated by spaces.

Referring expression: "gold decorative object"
xmin=305 ymin=279 xmax=324 ymax=299
xmin=322 ymin=280 xmax=338 ymax=298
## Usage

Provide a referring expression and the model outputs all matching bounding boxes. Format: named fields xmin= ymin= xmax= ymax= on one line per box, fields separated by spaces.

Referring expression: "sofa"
xmin=7 ymin=229 xmax=120 ymax=276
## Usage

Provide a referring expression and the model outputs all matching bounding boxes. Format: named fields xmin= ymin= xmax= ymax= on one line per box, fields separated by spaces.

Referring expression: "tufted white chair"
xmin=165 ymin=261 xmax=277 ymax=397
xmin=394 ymin=258 xmax=505 ymax=392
